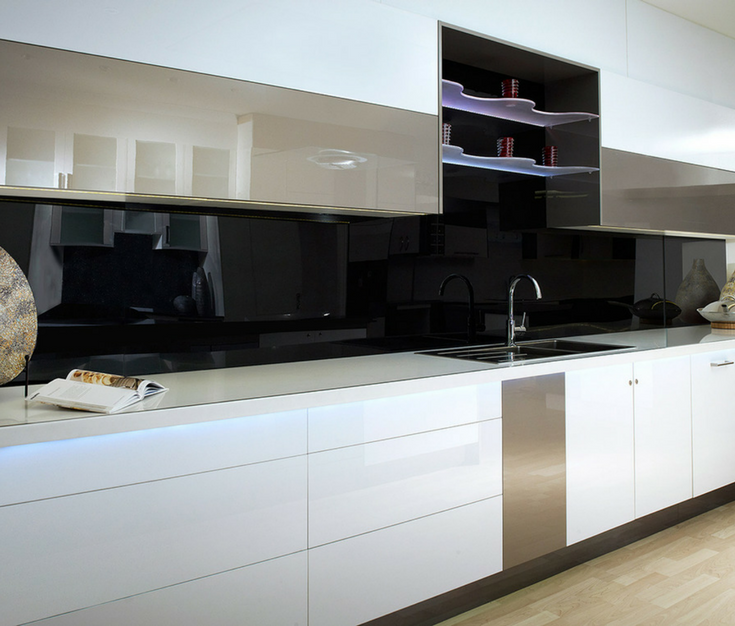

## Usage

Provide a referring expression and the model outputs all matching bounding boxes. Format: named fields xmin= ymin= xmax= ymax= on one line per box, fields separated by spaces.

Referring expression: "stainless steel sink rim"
xmin=420 ymin=339 xmax=635 ymax=365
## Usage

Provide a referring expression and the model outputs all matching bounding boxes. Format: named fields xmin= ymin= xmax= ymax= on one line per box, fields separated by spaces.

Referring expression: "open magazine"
xmin=27 ymin=369 xmax=168 ymax=414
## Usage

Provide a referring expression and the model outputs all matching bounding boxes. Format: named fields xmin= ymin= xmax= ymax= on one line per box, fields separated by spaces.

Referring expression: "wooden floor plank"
xmin=436 ymin=501 xmax=735 ymax=626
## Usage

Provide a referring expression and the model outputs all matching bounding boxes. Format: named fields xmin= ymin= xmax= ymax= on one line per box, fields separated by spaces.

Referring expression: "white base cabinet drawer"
xmin=1 ymin=457 xmax=307 ymax=626
xmin=308 ymin=497 xmax=502 ymax=626
xmin=308 ymin=383 xmax=501 ymax=452
xmin=26 ymin=552 xmax=308 ymax=626
xmin=309 ymin=419 xmax=502 ymax=546
xmin=0 ymin=409 xmax=307 ymax=506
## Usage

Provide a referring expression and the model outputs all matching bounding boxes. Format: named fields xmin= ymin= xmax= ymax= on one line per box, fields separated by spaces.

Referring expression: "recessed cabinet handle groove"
xmin=711 ymin=360 xmax=735 ymax=367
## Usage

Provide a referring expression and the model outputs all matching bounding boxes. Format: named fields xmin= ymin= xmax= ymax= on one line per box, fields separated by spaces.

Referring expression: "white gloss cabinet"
xmin=0 ymin=456 xmax=307 ymax=626
xmin=308 ymin=383 xmax=502 ymax=452
xmin=0 ymin=408 xmax=307 ymax=506
xmin=601 ymin=70 xmax=735 ymax=173
xmin=692 ymin=348 xmax=735 ymax=497
xmin=27 ymin=552 xmax=308 ymax=626
xmin=309 ymin=419 xmax=502 ymax=546
xmin=634 ymin=356 xmax=692 ymax=517
xmin=309 ymin=497 xmax=503 ymax=626
xmin=566 ymin=362 xmax=635 ymax=545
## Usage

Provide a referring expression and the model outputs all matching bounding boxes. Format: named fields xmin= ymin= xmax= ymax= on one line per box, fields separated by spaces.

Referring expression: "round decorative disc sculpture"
xmin=0 ymin=246 xmax=37 ymax=385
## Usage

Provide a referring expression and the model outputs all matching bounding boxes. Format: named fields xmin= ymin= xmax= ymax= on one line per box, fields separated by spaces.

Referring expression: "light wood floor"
xmin=437 ymin=500 xmax=735 ymax=625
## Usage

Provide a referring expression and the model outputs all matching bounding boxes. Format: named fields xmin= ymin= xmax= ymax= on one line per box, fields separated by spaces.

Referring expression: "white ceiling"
xmin=642 ymin=0 xmax=735 ymax=39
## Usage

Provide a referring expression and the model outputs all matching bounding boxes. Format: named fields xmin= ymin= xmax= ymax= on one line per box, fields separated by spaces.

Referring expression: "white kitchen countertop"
xmin=1 ymin=325 xmax=734 ymax=448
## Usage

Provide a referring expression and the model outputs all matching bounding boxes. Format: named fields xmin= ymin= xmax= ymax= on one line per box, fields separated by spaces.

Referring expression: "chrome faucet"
xmin=439 ymin=273 xmax=476 ymax=343
xmin=507 ymin=274 xmax=542 ymax=347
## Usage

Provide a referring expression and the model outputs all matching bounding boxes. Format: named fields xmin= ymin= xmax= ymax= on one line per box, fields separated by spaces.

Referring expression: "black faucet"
xmin=439 ymin=273 xmax=476 ymax=343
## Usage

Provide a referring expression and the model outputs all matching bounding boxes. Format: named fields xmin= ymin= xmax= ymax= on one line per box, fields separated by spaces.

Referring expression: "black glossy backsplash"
xmin=0 ymin=199 xmax=726 ymax=384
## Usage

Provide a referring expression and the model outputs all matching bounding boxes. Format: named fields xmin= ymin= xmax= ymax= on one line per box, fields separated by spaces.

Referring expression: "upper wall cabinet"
xmin=0 ymin=40 xmax=438 ymax=217
xmin=594 ymin=148 xmax=735 ymax=237
xmin=440 ymin=26 xmax=600 ymax=230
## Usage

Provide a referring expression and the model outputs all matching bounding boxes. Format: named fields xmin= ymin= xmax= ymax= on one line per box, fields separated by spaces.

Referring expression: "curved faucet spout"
xmin=507 ymin=274 xmax=542 ymax=346
xmin=439 ymin=273 xmax=476 ymax=343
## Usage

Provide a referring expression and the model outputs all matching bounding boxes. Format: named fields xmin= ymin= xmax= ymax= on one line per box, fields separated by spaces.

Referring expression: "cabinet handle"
xmin=711 ymin=361 xmax=735 ymax=367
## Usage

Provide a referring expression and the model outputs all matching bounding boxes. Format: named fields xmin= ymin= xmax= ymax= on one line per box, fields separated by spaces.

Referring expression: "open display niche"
xmin=441 ymin=26 xmax=600 ymax=230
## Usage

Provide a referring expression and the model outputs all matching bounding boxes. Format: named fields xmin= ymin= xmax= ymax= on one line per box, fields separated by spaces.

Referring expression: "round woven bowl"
xmin=0 ymin=246 xmax=37 ymax=385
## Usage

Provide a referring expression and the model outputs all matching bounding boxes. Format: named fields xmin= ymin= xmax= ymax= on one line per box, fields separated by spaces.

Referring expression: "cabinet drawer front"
xmin=27 ymin=552 xmax=308 ymax=626
xmin=0 ymin=409 xmax=306 ymax=506
xmin=309 ymin=419 xmax=502 ymax=546
xmin=0 ymin=456 xmax=306 ymax=626
xmin=308 ymin=382 xmax=501 ymax=452
xmin=309 ymin=497 xmax=502 ymax=626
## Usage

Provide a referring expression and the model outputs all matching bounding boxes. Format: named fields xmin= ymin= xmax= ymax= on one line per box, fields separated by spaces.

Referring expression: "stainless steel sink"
xmin=421 ymin=339 xmax=634 ymax=365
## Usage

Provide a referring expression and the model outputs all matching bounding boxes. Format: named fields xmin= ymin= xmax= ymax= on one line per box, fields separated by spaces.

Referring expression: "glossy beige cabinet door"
xmin=0 ymin=40 xmax=438 ymax=215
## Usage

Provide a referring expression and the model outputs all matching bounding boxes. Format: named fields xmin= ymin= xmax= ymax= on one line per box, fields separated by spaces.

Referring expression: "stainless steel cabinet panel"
xmin=502 ymin=374 xmax=566 ymax=569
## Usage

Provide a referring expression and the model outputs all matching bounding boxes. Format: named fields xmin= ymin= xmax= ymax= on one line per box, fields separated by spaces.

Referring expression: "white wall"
xmin=0 ymin=0 xmax=438 ymax=114
xmin=1 ymin=0 xmax=735 ymax=169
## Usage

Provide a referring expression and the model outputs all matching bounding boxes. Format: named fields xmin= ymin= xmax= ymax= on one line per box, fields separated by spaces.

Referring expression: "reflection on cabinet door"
xmin=71 ymin=133 xmax=118 ymax=191
xmin=5 ymin=126 xmax=56 ymax=187
xmin=191 ymin=145 xmax=231 ymax=198
xmin=134 ymin=140 xmax=177 ymax=195
xmin=692 ymin=348 xmax=735 ymax=497
xmin=49 ymin=206 xmax=118 ymax=247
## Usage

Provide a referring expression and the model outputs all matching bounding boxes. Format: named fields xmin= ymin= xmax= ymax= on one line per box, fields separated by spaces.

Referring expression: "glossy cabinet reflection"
xmin=597 ymin=148 xmax=735 ymax=236
xmin=0 ymin=40 xmax=438 ymax=215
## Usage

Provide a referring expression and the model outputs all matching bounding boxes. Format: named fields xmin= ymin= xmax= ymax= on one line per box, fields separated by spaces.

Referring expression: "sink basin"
xmin=421 ymin=339 xmax=634 ymax=365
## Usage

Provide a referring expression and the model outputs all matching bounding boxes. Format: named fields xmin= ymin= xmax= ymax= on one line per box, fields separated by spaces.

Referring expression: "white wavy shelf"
xmin=442 ymin=145 xmax=599 ymax=177
xmin=442 ymin=80 xmax=599 ymax=128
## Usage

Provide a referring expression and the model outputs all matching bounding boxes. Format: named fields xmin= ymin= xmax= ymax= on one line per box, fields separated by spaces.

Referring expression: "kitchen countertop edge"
xmin=1 ymin=326 xmax=733 ymax=448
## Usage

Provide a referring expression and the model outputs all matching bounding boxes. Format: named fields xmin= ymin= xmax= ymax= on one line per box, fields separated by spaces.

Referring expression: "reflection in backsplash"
xmin=0 ymin=199 xmax=727 ymax=384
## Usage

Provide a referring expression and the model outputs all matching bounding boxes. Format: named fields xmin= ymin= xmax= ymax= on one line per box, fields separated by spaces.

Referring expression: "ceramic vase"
xmin=675 ymin=259 xmax=720 ymax=324
xmin=720 ymin=270 xmax=735 ymax=300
